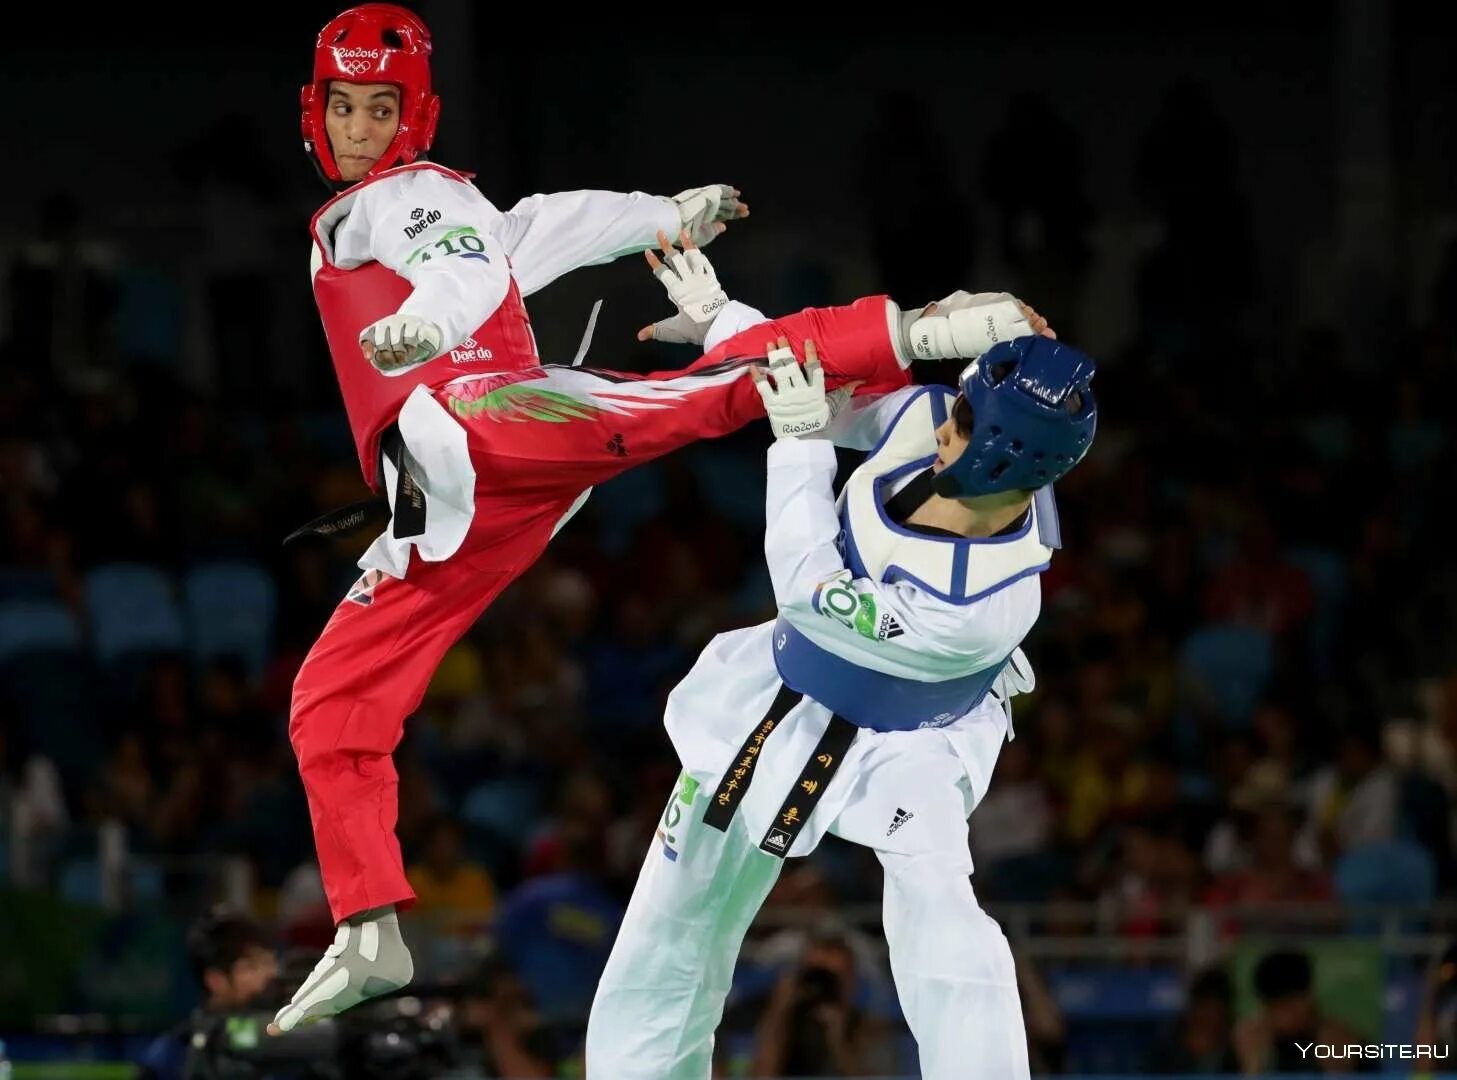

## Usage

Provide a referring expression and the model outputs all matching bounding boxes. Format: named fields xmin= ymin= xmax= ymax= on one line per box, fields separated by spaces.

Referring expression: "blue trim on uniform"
xmin=867 ymin=439 xmax=1038 ymax=553
xmin=864 ymin=386 xmax=950 ymax=457
xmin=772 ymin=617 xmax=1001 ymax=732
xmin=849 ymin=472 xmax=1040 ymax=607
xmin=870 ymin=478 xmax=1037 ymax=550
xmin=950 ymin=543 xmax=969 ymax=596
xmin=883 ymin=560 xmax=1051 ymax=606
xmin=841 ymin=514 xmax=870 ymax=579
xmin=877 ymin=455 xmax=938 ymax=489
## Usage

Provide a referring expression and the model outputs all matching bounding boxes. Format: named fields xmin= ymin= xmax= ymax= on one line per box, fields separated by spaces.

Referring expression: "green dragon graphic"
xmin=445 ymin=381 xmax=605 ymax=423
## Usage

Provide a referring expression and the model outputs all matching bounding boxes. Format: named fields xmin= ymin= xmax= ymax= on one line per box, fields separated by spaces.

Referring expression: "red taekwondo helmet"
xmin=301 ymin=4 xmax=441 ymax=185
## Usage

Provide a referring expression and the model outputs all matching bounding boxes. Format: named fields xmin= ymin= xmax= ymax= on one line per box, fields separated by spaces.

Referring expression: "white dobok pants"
xmin=585 ymin=623 xmax=1030 ymax=1079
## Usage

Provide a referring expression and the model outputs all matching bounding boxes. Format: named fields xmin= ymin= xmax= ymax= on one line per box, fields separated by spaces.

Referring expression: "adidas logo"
xmin=762 ymin=828 xmax=791 ymax=852
xmin=886 ymin=807 xmax=913 ymax=836
xmin=878 ymin=613 xmax=904 ymax=639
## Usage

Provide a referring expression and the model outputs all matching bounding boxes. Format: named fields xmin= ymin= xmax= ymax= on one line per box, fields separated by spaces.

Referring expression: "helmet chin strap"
xmin=309 ymin=151 xmax=353 ymax=194
xmin=307 ymin=133 xmax=432 ymax=194
xmin=931 ymin=471 xmax=965 ymax=499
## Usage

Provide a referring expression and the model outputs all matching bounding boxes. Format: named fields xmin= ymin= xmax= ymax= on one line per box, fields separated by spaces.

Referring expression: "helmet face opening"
xmin=951 ymin=393 xmax=973 ymax=436
xmin=302 ymin=4 xmax=440 ymax=185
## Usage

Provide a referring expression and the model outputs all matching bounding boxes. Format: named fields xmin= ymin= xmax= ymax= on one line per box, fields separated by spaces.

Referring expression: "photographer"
xmin=137 ymin=907 xmax=279 ymax=1080
xmin=454 ymin=956 xmax=560 ymax=1078
xmin=751 ymin=931 xmax=876 ymax=1078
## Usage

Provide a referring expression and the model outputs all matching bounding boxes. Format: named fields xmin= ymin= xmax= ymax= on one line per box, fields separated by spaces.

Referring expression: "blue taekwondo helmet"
xmin=931 ymin=335 xmax=1098 ymax=499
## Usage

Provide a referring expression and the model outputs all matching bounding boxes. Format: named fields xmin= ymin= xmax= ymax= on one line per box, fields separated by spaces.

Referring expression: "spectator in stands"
xmin=454 ymin=954 xmax=561 ymax=1079
xmin=1304 ymin=724 xmax=1399 ymax=860
xmin=406 ymin=814 xmax=497 ymax=918
xmin=1104 ymin=816 xmax=1200 ymax=939
xmin=1145 ymin=967 xmax=1239 ymax=1074
xmin=1205 ymin=764 xmax=1333 ymax=918
xmin=493 ymin=812 xmax=622 ymax=1026
xmin=970 ymin=737 xmax=1054 ymax=871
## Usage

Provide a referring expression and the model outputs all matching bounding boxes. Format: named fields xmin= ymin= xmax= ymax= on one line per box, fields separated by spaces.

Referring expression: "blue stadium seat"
xmin=182 ymin=560 xmax=277 ymax=676
xmin=1334 ymin=840 xmax=1436 ymax=908
xmin=1176 ymin=621 xmax=1273 ymax=726
xmin=1286 ymin=545 xmax=1348 ymax=673
xmin=58 ymin=858 xmax=103 ymax=907
xmin=0 ymin=601 xmax=102 ymax=787
xmin=83 ymin=564 xmax=186 ymax=664
xmin=461 ymin=778 xmax=540 ymax=844
xmin=0 ymin=600 xmax=82 ymax=662
xmin=0 ymin=569 xmax=63 ymax=603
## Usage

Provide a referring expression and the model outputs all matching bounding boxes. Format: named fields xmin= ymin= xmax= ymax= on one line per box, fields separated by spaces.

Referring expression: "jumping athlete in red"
xmin=273 ymin=2 xmax=987 ymax=1033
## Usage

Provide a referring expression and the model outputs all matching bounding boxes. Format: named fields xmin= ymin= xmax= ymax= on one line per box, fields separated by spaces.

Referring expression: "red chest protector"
xmin=310 ymin=162 xmax=538 ymax=488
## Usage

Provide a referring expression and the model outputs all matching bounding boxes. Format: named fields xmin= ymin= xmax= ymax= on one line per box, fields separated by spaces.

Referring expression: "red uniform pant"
xmin=288 ymin=297 xmax=902 ymax=922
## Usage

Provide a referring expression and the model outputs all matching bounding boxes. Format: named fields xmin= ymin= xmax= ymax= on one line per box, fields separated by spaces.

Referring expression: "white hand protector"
xmin=754 ymin=345 xmax=853 ymax=440
xmin=672 ymin=184 xmax=743 ymax=247
xmin=899 ymin=291 xmax=1032 ymax=362
xmin=645 ymin=244 xmax=730 ymax=346
xmin=360 ymin=314 xmax=444 ymax=376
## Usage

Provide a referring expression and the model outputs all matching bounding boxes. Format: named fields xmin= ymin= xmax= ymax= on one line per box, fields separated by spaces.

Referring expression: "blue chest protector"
xmin=772 ymin=387 xmax=1060 ymax=731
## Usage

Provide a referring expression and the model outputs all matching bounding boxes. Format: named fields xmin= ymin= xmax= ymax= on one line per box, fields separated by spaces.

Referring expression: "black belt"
xmin=281 ymin=498 xmax=389 ymax=545
xmin=282 ymin=426 xmax=425 ymax=545
xmin=703 ymin=684 xmax=859 ymax=859
xmin=703 ymin=685 xmax=801 ymax=831
xmin=382 ymin=427 xmax=427 ymax=540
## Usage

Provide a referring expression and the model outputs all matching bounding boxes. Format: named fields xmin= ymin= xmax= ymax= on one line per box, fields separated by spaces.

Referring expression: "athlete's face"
xmin=325 ymin=81 xmax=401 ymax=181
xmin=931 ymin=394 xmax=973 ymax=475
